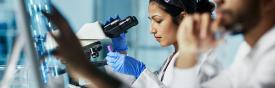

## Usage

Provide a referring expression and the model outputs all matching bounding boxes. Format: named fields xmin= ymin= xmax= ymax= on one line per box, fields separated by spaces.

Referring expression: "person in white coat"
xmin=105 ymin=0 xmax=216 ymax=88
xmin=174 ymin=0 xmax=275 ymax=87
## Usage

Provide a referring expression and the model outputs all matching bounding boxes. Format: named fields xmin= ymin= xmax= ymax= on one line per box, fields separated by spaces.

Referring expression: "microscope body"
xmin=45 ymin=16 xmax=138 ymax=59
xmin=77 ymin=16 xmax=138 ymax=59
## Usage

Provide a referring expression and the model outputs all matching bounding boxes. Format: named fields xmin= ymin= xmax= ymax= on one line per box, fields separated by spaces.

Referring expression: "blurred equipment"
xmin=1 ymin=0 xmax=46 ymax=87
xmin=1 ymin=0 xmax=67 ymax=88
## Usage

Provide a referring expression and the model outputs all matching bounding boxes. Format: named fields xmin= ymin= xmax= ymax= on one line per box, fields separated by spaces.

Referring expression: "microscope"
xmin=78 ymin=16 xmax=138 ymax=60
xmin=45 ymin=16 xmax=138 ymax=66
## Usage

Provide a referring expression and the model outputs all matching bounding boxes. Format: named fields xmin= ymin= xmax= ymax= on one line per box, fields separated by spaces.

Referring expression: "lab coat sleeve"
xmin=131 ymin=68 xmax=166 ymax=88
xmin=170 ymin=66 xmax=199 ymax=88
xmin=170 ymin=49 xmax=224 ymax=88
xmin=170 ymin=66 xmax=233 ymax=88
xmin=204 ymin=50 xmax=275 ymax=88
xmin=200 ymin=71 xmax=233 ymax=88
xmin=244 ymin=53 xmax=275 ymax=88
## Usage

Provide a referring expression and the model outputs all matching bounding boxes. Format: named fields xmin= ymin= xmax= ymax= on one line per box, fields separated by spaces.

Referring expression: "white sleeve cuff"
xmin=170 ymin=66 xmax=199 ymax=88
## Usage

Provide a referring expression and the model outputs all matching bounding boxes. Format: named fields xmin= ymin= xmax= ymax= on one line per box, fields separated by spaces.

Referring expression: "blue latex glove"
xmin=105 ymin=52 xmax=145 ymax=78
xmin=111 ymin=33 xmax=128 ymax=52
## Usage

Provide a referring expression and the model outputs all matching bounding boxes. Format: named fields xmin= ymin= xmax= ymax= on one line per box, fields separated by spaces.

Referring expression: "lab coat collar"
xmin=248 ymin=25 xmax=275 ymax=59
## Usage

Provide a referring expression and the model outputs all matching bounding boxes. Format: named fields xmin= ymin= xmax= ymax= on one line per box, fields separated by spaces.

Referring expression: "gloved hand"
xmin=105 ymin=52 xmax=145 ymax=78
xmin=111 ymin=33 xmax=128 ymax=52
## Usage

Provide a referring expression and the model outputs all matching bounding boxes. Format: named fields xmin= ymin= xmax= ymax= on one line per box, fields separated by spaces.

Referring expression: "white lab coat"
xmin=131 ymin=50 xmax=222 ymax=88
xmin=131 ymin=52 xmax=179 ymax=88
xmin=171 ymin=26 xmax=275 ymax=88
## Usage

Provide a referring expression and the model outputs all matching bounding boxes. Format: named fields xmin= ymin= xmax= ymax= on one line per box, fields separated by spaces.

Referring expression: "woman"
xmin=105 ymin=0 xmax=215 ymax=87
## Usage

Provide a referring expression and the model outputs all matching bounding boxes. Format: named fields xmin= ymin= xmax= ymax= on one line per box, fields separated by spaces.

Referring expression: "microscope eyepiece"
xmin=103 ymin=16 xmax=138 ymax=38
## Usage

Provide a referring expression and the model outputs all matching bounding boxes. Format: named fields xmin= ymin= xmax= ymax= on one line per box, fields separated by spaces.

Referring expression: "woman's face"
xmin=148 ymin=3 xmax=178 ymax=47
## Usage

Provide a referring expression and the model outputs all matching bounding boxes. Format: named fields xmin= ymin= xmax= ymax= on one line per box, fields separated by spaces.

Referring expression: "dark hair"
xmin=149 ymin=0 xmax=215 ymax=24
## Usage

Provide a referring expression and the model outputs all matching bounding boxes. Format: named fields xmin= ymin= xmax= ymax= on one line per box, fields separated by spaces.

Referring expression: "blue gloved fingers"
xmin=107 ymin=58 xmax=123 ymax=72
xmin=106 ymin=52 xmax=124 ymax=69
xmin=113 ymin=65 xmax=123 ymax=72
xmin=106 ymin=61 xmax=114 ymax=67
xmin=120 ymin=33 xmax=126 ymax=40
xmin=111 ymin=33 xmax=128 ymax=52
xmin=105 ymin=51 xmax=145 ymax=78
xmin=105 ymin=56 xmax=117 ymax=64
xmin=113 ymin=33 xmax=126 ymax=40
xmin=107 ymin=61 xmax=117 ymax=68
xmin=107 ymin=52 xmax=120 ymax=57
xmin=107 ymin=52 xmax=127 ymax=60
xmin=124 ymin=56 xmax=146 ymax=78
xmin=106 ymin=56 xmax=122 ymax=69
